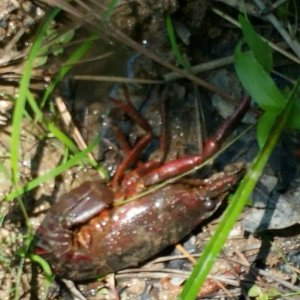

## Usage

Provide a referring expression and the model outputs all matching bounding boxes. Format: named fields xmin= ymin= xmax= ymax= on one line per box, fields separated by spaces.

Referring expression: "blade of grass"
xmin=179 ymin=80 xmax=299 ymax=299
xmin=10 ymin=8 xmax=60 ymax=184
xmin=30 ymin=253 xmax=53 ymax=283
xmin=27 ymin=92 xmax=106 ymax=173
xmin=47 ymin=122 xmax=79 ymax=154
xmin=27 ymin=90 xmax=43 ymax=122
xmin=165 ymin=15 xmax=190 ymax=71
xmin=30 ymin=253 xmax=53 ymax=300
xmin=5 ymin=137 xmax=99 ymax=201
xmin=40 ymin=34 xmax=98 ymax=108
xmin=14 ymin=229 xmax=34 ymax=300
xmin=9 ymin=14 xmax=60 ymax=296
xmin=102 ymin=0 xmax=120 ymax=22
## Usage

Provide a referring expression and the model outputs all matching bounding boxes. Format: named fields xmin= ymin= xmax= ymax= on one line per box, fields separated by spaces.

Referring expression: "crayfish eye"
xmin=203 ymin=198 xmax=215 ymax=211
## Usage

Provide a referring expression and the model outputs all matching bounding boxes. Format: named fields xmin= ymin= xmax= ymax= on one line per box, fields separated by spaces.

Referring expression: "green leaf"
xmin=267 ymin=287 xmax=281 ymax=297
xmin=239 ymin=15 xmax=273 ymax=73
xmin=39 ymin=29 xmax=75 ymax=57
xmin=234 ymin=42 xmax=285 ymax=111
xmin=57 ymin=29 xmax=75 ymax=44
xmin=257 ymin=111 xmax=279 ymax=149
xmin=248 ymin=285 xmax=262 ymax=297
xmin=286 ymin=98 xmax=300 ymax=129
xmin=33 ymin=55 xmax=48 ymax=67
xmin=51 ymin=30 xmax=75 ymax=56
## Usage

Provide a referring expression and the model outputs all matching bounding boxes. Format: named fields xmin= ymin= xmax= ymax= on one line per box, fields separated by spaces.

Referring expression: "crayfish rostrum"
xmin=35 ymin=94 xmax=249 ymax=281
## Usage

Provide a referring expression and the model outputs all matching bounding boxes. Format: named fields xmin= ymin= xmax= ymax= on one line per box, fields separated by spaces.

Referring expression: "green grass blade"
xmin=26 ymin=90 xmax=43 ymax=122
xmin=30 ymin=254 xmax=53 ymax=282
xmin=179 ymin=81 xmax=299 ymax=299
xmin=102 ymin=0 xmax=120 ymax=22
xmin=30 ymin=253 xmax=53 ymax=298
xmin=48 ymin=123 xmax=109 ymax=179
xmin=166 ymin=15 xmax=190 ymax=71
xmin=47 ymin=122 xmax=79 ymax=154
xmin=40 ymin=35 xmax=97 ymax=108
xmin=14 ymin=229 xmax=34 ymax=300
xmin=5 ymin=137 xmax=99 ymax=201
xmin=256 ymin=111 xmax=278 ymax=148
xmin=10 ymin=8 xmax=60 ymax=184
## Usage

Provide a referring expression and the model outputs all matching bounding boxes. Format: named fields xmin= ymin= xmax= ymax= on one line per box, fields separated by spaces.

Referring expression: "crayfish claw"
xmin=58 ymin=181 xmax=114 ymax=228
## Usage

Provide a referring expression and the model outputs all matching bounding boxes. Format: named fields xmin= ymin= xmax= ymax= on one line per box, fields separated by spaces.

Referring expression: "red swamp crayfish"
xmin=35 ymin=95 xmax=249 ymax=281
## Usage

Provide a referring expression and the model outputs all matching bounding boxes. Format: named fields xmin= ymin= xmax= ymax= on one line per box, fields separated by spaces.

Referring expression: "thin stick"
xmin=163 ymin=55 xmax=234 ymax=81
xmin=71 ymin=75 xmax=164 ymax=84
xmin=175 ymin=243 xmax=197 ymax=265
xmin=55 ymin=96 xmax=97 ymax=164
xmin=61 ymin=279 xmax=86 ymax=300
xmin=63 ymin=51 xmax=114 ymax=66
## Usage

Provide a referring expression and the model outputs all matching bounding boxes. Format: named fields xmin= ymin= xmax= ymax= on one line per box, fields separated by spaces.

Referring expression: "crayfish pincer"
xmin=35 ymin=96 xmax=249 ymax=281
